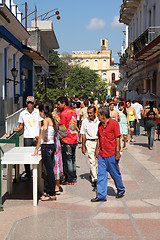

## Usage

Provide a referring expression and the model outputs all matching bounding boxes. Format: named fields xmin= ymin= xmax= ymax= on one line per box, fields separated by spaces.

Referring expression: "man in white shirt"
xmin=80 ymin=106 xmax=100 ymax=189
xmin=132 ymin=99 xmax=143 ymax=136
xmin=15 ymin=96 xmax=41 ymax=180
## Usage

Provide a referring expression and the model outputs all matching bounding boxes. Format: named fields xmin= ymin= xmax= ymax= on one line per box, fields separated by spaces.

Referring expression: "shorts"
xmin=129 ymin=121 xmax=135 ymax=129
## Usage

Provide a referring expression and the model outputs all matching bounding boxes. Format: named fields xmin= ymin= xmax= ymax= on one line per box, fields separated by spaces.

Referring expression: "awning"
xmin=134 ymin=35 xmax=160 ymax=61
xmin=23 ymin=45 xmax=50 ymax=66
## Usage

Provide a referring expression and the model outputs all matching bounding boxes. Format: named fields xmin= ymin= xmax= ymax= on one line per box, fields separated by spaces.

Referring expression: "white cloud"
xmin=85 ymin=18 xmax=106 ymax=30
xmin=111 ymin=15 xmax=124 ymax=29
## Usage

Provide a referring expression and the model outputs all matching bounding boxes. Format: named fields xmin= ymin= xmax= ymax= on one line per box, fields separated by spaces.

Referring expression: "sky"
xmin=15 ymin=0 xmax=125 ymax=63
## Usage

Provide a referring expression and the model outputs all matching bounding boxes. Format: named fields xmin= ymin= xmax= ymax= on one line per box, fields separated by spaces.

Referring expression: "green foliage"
xmin=34 ymin=50 xmax=108 ymax=104
xmin=66 ymin=66 xmax=100 ymax=98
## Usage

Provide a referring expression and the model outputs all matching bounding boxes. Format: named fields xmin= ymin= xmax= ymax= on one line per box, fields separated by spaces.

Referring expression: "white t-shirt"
xmin=132 ymin=102 xmax=143 ymax=119
xmin=18 ymin=108 xmax=41 ymax=138
xmin=80 ymin=116 xmax=99 ymax=140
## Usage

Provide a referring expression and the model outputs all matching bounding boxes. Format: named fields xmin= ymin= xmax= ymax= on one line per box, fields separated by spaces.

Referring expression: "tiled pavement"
xmin=0 ymin=130 xmax=160 ymax=240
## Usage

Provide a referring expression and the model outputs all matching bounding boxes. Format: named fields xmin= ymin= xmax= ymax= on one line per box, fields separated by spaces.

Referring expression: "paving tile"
xmin=94 ymin=212 xmax=129 ymax=220
xmin=95 ymin=219 xmax=138 ymax=236
xmin=96 ymin=207 xmax=126 ymax=214
xmin=129 ymin=207 xmax=159 ymax=213
xmin=143 ymin=199 xmax=160 ymax=207
xmin=121 ymin=174 xmax=133 ymax=181
xmin=100 ymin=200 xmax=124 ymax=208
xmin=136 ymin=220 xmax=160 ymax=237
xmin=133 ymin=212 xmax=160 ymax=219
xmin=123 ymin=180 xmax=139 ymax=189
xmin=61 ymin=204 xmax=91 ymax=211
xmin=57 ymin=196 xmax=85 ymax=203
xmin=76 ymin=199 xmax=100 ymax=207
xmin=70 ymin=219 xmax=114 ymax=239
xmin=126 ymin=200 xmax=151 ymax=207
xmin=149 ymin=170 xmax=160 ymax=176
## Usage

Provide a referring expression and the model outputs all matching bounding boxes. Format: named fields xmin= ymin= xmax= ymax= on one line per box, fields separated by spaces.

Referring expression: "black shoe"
xmin=91 ymin=181 xmax=97 ymax=188
xmin=91 ymin=197 xmax=106 ymax=202
xmin=116 ymin=190 xmax=125 ymax=198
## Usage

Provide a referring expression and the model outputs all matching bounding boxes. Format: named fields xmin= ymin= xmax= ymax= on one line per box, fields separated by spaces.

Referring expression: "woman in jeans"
xmin=34 ymin=104 xmax=57 ymax=201
xmin=143 ymin=102 xmax=159 ymax=150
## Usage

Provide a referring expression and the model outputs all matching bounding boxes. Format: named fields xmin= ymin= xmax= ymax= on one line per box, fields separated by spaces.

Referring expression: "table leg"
xmin=15 ymin=165 xmax=20 ymax=182
xmin=32 ymin=164 xmax=38 ymax=207
xmin=7 ymin=165 xmax=12 ymax=195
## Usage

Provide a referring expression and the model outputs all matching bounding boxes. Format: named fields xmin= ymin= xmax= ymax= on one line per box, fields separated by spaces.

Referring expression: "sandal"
xmin=40 ymin=192 xmax=47 ymax=199
xmin=41 ymin=195 xmax=56 ymax=201
xmin=55 ymin=190 xmax=61 ymax=195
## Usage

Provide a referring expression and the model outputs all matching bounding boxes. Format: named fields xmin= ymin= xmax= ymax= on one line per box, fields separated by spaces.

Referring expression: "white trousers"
xmin=86 ymin=140 xmax=98 ymax=182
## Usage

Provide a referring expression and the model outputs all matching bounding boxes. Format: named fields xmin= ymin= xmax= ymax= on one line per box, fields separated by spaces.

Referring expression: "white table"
xmin=1 ymin=147 xmax=43 ymax=206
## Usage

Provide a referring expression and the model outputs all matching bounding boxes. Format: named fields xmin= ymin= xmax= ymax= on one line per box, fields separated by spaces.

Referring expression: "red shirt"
xmin=60 ymin=106 xmax=77 ymax=144
xmin=97 ymin=118 xmax=121 ymax=157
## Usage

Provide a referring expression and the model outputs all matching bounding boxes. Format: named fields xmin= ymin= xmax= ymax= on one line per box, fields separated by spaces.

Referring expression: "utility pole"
xmin=25 ymin=2 xmax=27 ymax=45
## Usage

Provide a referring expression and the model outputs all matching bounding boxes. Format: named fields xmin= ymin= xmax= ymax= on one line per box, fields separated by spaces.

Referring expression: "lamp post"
xmin=5 ymin=67 xmax=25 ymax=104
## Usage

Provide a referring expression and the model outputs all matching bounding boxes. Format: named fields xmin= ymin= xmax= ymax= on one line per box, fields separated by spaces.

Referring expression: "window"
xmin=102 ymin=72 xmax=107 ymax=80
xmin=103 ymin=59 xmax=107 ymax=69
xmin=112 ymin=73 xmax=115 ymax=83
xmin=86 ymin=59 xmax=89 ymax=67
xmin=94 ymin=59 xmax=98 ymax=69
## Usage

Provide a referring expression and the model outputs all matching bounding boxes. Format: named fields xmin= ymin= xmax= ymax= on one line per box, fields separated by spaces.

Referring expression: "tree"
xmin=66 ymin=66 xmax=100 ymax=98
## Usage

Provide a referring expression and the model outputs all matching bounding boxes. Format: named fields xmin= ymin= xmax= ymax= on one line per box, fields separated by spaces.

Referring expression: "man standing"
xmin=132 ymin=100 xmax=143 ymax=136
xmin=56 ymin=96 xmax=77 ymax=185
xmin=15 ymin=96 xmax=41 ymax=180
xmin=80 ymin=106 xmax=99 ymax=189
xmin=91 ymin=106 xmax=125 ymax=202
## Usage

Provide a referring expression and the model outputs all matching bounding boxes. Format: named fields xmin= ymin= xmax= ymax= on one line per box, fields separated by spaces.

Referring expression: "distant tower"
xmin=101 ymin=38 xmax=108 ymax=50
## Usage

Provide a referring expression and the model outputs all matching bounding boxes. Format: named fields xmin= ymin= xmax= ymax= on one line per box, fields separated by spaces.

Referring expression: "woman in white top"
xmin=34 ymin=104 xmax=57 ymax=201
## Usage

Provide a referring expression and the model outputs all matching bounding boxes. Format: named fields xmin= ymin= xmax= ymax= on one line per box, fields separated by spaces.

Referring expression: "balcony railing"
xmin=120 ymin=26 xmax=160 ymax=64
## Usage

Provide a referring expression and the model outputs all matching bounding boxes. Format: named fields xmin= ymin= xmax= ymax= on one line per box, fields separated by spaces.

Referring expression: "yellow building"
xmin=72 ymin=39 xmax=120 ymax=96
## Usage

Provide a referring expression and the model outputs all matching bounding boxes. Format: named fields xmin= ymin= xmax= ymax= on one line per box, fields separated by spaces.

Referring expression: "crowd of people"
xmin=15 ymin=95 xmax=160 ymax=202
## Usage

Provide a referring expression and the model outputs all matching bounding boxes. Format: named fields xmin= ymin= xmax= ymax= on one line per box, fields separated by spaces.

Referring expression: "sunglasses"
xmin=27 ymin=101 xmax=34 ymax=104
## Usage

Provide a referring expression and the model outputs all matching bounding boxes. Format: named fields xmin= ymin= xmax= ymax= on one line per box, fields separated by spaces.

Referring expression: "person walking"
xmin=132 ymin=100 xmax=143 ymax=136
xmin=15 ymin=96 xmax=41 ymax=180
xmin=56 ymin=96 xmax=77 ymax=185
xmin=91 ymin=106 xmax=125 ymax=202
xmin=80 ymin=106 xmax=100 ymax=190
xmin=143 ymin=102 xmax=159 ymax=150
xmin=126 ymin=100 xmax=139 ymax=143
xmin=118 ymin=102 xmax=129 ymax=151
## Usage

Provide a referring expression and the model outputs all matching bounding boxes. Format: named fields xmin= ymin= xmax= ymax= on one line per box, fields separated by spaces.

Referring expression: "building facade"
xmin=118 ymin=0 xmax=160 ymax=101
xmin=0 ymin=0 xmax=29 ymax=126
xmin=72 ymin=39 xmax=120 ymax=97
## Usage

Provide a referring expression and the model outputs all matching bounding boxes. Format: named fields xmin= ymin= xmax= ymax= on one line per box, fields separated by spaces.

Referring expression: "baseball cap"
xmin=26 ymin=96 xmax=34 ymax=103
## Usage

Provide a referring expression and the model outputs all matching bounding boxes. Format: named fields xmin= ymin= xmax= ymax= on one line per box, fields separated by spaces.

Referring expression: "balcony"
xmin=119 ymin=0 xmax=139 ymax=24
xmin=133 ymin=26 xmax=160 ymax=60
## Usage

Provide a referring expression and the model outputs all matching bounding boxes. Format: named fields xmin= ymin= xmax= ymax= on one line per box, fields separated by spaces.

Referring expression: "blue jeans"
xmin=97 ymin=155 xmax=125 ymax=199
xmin=134 ymin=119 xmax=141 ymax=136
xmin=41 ymin=144 xmax=56 ymax=196
xmin=61 ymin=142 xmax=77 ymax=183
xmin=147 ymin=125 xmax=156 ymax=148
xmin=24 ymin=138 xmax=37 ymax=177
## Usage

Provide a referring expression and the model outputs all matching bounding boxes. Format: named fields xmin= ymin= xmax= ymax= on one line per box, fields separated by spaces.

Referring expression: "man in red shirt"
xmin=56 ymin=96 xmax=77 ymax=185
xmin=91 ymin=106 xmax=125 ymax=202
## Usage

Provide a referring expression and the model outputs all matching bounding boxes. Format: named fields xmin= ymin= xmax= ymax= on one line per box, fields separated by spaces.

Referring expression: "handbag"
xmin=58 ymin=124 xmax=68 ymax=140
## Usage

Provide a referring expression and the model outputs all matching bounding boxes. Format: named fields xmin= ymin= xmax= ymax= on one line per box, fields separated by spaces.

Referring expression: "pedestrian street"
xmin=0 ymin=131 xmax=160 ymax=240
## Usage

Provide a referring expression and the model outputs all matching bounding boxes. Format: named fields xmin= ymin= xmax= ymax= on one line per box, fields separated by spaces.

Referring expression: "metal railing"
xmin=5 ymin=108 xmax=23 ymax=136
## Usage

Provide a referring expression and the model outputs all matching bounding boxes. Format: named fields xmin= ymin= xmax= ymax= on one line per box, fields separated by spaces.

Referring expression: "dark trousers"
xmin=147 ymin=125 xmax=156 ymax=148
xmin=24 ymin=138 xmax=37 ymax=177
xmin=61 ymin=142 xmax=77 ymax=183
xmin=41 ymin=144 xmax=56 ymax=196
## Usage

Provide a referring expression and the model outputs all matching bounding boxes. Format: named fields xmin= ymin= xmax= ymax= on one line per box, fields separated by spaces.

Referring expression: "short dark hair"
xmin=84 ymin=100 xmax=89 ymax=107
xmin=56 ymin=96 xmax=68 ymax=106
xmin=88 ymin=105 xmax=96 ymax=113
xmin=99 ymin=106 xmax=110 ymax=118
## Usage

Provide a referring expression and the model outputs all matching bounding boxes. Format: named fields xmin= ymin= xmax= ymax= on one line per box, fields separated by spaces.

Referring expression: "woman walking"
xmin=126 ymin=100 xmax=139 ymax=143
xmin=118 ymin=102 xmax=129 ymax=150
xmin=143 ymin=102 xmax=159 ymax=150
